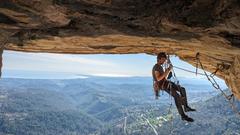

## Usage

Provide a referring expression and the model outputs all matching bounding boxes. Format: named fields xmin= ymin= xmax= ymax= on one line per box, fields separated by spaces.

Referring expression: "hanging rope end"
xmin=195 ymin=52 xmax=200 ymax=76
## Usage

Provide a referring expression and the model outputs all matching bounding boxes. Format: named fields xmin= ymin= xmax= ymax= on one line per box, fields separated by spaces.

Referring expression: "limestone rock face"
xmin=0 ymin=0 xmax=240 ymax=99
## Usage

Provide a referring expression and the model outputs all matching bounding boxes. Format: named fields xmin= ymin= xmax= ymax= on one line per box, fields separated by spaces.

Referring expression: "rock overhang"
xmin=0 ymin=0 xmax=240 ymax=99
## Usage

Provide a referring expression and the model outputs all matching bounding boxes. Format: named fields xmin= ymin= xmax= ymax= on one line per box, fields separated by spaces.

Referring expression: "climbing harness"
xmin=196 ymin=52 xmax=240 ymax=116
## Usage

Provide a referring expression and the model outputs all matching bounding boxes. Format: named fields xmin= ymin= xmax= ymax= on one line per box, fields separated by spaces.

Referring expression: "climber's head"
xmin=157 ymin=52 xmax=167 ymax=65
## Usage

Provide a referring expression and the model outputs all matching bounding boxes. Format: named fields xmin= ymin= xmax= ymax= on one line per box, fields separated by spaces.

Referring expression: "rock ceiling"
xmin=0 ymin=0 xmax=240 ymax=99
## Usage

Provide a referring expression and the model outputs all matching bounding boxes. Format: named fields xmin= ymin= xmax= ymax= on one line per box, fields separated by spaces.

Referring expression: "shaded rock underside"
xmin=0 ymin=0 xmax=240 ymax=99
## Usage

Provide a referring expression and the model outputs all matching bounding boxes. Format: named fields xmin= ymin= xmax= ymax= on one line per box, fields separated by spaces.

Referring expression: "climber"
xmin=152 ymin=52 xmax=196 ymax=122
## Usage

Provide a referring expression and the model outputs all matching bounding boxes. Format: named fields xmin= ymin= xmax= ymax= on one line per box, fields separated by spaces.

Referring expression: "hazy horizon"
xmin=1 ymin=50 xmax=228 ymax=88
xmin=4 ymin=51 xmax=210 ymax=78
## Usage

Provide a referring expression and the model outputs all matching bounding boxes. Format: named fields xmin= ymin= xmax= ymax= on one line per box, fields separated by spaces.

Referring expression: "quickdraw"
xmin=196 ymin=52 xmax=240 ymax=116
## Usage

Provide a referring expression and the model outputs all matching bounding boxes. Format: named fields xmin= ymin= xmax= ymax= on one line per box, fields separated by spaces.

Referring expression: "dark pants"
xmin=163 ymin=81 xmax=188 ymax=116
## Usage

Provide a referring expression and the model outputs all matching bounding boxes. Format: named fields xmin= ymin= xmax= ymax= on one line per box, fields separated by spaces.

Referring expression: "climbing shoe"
xmin=184 ymin=106 xmax=196 ymax=112
xmin=181 ymin=115 xmax=194 ymax=122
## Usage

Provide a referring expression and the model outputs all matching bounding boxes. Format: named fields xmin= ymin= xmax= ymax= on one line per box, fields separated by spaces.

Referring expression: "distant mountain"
xmin=0 ymin=78 xmax=237 ymax=135
xmin=0 ymin=79 xmax=102 ymax=135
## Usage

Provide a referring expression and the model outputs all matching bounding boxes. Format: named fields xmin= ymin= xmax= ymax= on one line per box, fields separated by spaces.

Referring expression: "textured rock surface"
xmin=0 ymin=0 xmax=240 ymax=99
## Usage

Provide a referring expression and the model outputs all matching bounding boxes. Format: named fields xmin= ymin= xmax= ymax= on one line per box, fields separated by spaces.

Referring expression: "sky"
xmin=3 ymin=50 xmax=204 ymax=78
xmin=2 ymin=50 xmax=228 ymax=88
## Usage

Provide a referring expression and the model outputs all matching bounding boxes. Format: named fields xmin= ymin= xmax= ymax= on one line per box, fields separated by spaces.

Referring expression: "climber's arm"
xmin=154 ymin=68 xmax=171 ymax=81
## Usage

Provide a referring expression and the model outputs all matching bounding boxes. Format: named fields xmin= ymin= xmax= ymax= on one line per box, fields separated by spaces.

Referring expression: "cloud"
xmin=4 ymin=51 xmax=116 ymax=67
xmin=3 ymin=51 xmax=155 ymax=77
xmin=3 ymin=51 xmax=224 ymax=80
xmin=3 ymin=51 xmax=118 ymax=74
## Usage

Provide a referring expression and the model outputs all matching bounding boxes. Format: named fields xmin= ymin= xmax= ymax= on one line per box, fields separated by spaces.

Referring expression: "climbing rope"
xmin=167 ymin=82 xmax=174 ymax=135
xmin=166 ymin=55 xmax=176 ymax=135
xmin=173 ymin=66 xmax=206 ymax=76
xmin=196 ymin=52 xmax=240 ymax=116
